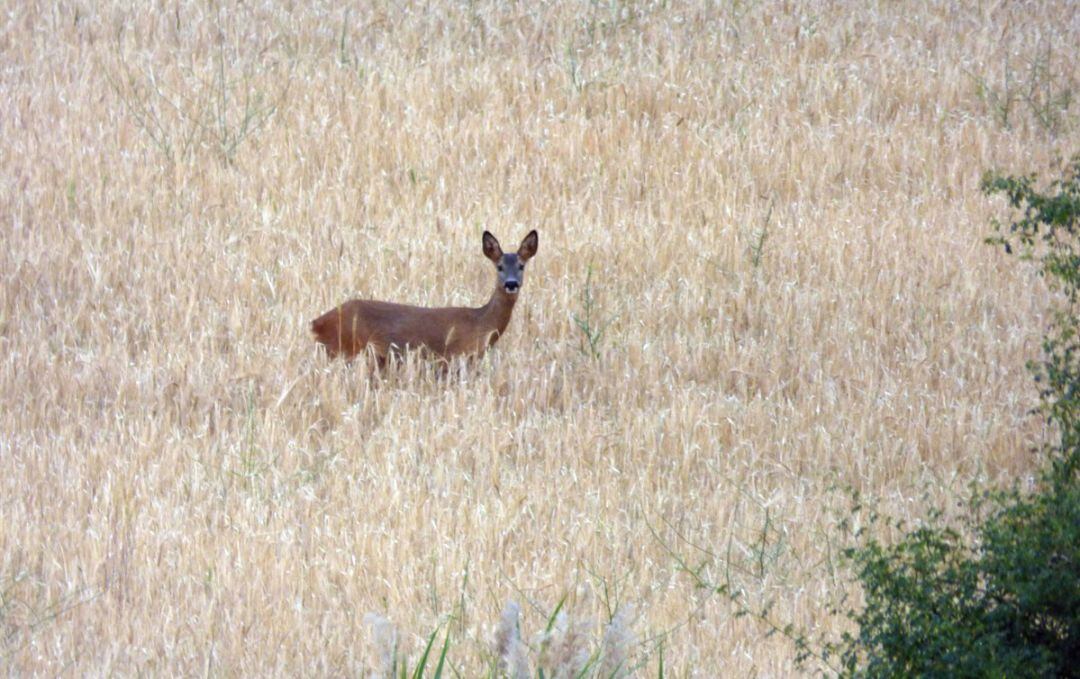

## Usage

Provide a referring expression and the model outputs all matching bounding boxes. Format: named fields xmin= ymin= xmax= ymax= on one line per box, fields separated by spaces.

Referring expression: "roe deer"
xmin=311 ymin=230 xmax=539 ymax=365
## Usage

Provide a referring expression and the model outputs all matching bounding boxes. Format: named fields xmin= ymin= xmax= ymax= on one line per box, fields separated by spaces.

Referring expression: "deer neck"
xmin=477 ymin=286 xmax=518 ymax=337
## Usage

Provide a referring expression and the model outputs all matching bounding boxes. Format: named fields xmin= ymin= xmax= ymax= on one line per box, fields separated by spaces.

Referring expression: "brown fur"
xmin=310 ymin=290 xmax=518 ymax=363
xmin=311 ymin=231 xmax=536 ymax=364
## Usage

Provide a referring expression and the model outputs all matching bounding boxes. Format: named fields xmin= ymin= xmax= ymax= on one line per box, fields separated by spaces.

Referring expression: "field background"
xmin=2 ymin=0 xmax=1078 ymax=675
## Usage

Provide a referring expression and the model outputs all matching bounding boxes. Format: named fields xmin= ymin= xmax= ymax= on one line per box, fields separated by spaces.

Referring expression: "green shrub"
xmin=836 ymin=487 xmax=1080 ymax=677
xmin=830 ymin=158 xmax=1080 ymax=677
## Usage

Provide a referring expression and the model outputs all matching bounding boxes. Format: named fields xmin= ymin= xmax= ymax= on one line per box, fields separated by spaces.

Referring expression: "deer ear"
xmin=518 ymin=230 xmax=538 ymax=261
xmin=482 ymin=231 xmax=503 ymax=262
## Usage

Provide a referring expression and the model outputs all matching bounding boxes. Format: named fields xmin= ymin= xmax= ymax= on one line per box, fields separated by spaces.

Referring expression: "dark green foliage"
xmin=836 ymin=490 xmax=1080 ymax=677
xmin=830 ymin=157 xmax=1080 ymax=677
xmin=980 ymin=485 xmax=1080 ymax=667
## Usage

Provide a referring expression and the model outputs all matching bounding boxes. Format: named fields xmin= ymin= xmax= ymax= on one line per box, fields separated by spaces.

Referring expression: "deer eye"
xmin=497 ymin=264 xmax=504 ymax=272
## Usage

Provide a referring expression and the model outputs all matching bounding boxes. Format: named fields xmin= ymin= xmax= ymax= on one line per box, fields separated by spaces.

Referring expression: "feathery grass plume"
xmin=598 ymin=606 xmax=636 ymax=678
xmin=537 ymin=611 xmax=592 ymax=679
xmin=492 ymin=601 xmax=530 ymax=679
xmin=363 ymin=612 xmax=397 ymax=679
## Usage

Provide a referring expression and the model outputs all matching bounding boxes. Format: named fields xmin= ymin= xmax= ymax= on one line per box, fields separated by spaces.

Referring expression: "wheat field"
xmin=2 ymin=1 xmax=1078 ymax=675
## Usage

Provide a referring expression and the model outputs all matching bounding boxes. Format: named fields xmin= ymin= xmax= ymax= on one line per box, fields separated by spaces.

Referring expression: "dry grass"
xmin=2 ymin=0 xmax=1078 ymax=675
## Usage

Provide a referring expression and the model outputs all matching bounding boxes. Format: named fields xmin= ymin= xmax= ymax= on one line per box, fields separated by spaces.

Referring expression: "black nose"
xmin=504 ymin=281 xmax=519 ymax=292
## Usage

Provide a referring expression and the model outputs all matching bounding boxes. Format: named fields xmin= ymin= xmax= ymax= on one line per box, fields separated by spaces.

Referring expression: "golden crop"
xmin=2 ymin=1 xmax=1076 ymax=674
